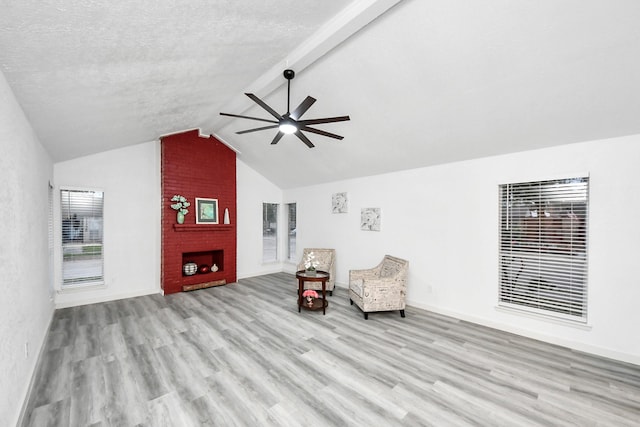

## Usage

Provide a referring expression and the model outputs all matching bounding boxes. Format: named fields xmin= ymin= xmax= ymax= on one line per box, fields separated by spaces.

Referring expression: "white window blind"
xmin=61 ymin=189 xmax=104 ymax=286
xmin=499 ymin=177 xmax=588 ymax=321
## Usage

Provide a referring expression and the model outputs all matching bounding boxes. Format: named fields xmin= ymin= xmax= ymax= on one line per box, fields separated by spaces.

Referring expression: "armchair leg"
xmin=330 ymin=290 xmax=333 ymax=296
xmin=350 ymin=299 xmax=353 ymax=305
xmin=400 ymin=310 xmax=405 ymax=318
xmin=364 ymin=312 xmax=368 ymax=320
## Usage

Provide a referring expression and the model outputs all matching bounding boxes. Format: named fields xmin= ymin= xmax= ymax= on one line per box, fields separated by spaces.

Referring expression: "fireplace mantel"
xmin=173 ymin=224 xmax=233 ymax=232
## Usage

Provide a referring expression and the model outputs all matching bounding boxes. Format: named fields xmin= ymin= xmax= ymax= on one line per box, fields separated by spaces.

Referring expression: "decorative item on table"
xmin=198 ymin=264 xmax=210 ymax=274
xmin=211 ymin=263 xmax=219 ymax=272
xmin=302 ymin=290 xmax=319 ymax=307
xmin=170 ymin=195 xmax=191 ymax=224
xmin=183 ymin=262 xmax=198 ymax=276
xmin=304 ymin=251 xmax=319 ymax=275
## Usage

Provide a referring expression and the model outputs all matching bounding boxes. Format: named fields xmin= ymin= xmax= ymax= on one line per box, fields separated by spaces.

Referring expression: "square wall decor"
xmin=196 ymin=198 xmax=219 ymax=224
xmin=332 ymin=192 xmax=348 ymax=213
xmin=361 ymin=207 xmax=381 ymax=231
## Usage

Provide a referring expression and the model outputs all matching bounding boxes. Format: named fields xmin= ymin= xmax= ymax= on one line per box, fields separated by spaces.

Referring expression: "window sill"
xmin=59 ymin=281 xmax=106 ymax=293
xmin=495 ymin=304 xmax=592 ymax=330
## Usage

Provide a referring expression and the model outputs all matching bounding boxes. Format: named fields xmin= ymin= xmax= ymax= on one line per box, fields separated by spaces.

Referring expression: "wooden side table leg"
xmin=298 ymin=279 xmax=302 ymax=313
xmin=322 ymin=280 xmax=326 ymax=315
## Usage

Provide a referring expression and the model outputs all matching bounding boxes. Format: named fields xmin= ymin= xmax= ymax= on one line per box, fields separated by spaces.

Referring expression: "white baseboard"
xmin=237 ymin=267 xmax=289 ymax=280
xmin=407 ymin=299 xmax=640 ymax=366
xmin=16 ymin=307 xmax=55 ymax=427
xmin=55 ymin=288 xmax=161 ymax=309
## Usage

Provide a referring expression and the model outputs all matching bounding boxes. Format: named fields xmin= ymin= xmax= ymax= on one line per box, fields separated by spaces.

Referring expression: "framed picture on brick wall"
xmin=196 ymin=198 xmax=219 ymax=224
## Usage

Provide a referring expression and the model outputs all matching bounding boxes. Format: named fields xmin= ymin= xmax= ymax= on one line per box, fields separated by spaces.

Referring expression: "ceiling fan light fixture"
xmin=279 ymin=119 xmax=297 ymax=134
xmin=219 ymin=68 xmax=350 ymax=148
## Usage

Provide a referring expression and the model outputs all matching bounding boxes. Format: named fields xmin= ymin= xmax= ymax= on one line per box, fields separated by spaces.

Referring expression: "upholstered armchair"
xmin=296 ymin=248 xmax=336 ymax=295
xmin=349 ymin=255 xmax=408 ymax=319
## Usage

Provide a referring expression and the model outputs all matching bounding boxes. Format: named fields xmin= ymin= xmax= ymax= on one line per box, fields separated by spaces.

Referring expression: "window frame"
xmin=262 ymin=202 xmax=279 ymax=263
xmin=498 ymin=175 xmax=589 ymax=323
xmin=286 ymin=202 xmax=297 ymax=262
xmin=60 ymin=187 xmax=105 ymax=288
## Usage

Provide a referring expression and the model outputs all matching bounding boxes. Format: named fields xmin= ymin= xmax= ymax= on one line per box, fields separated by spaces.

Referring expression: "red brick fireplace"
xmin=161 ymin=130 xmax=237 ymax=294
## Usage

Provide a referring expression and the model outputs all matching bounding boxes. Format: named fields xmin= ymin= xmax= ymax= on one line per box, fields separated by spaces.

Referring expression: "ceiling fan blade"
xmin=271 ymin=132 xmax=284 ymax=145
xmin=295 ymin=130 xmax=315 ymax=148
xmin=290 ymin=96 xmax=316 ymax=120
xmin=236 ymin=125 xmax=280 ymax=135
xmin=220 ymin=112 xmax=278 ymax=124
xmin=245 ymin=93 xmax=282 ymax=120
xmin=301 ymin=126 xmax=344 ymax=140
xmin=298 ymin=115 xmax=351 ymax=126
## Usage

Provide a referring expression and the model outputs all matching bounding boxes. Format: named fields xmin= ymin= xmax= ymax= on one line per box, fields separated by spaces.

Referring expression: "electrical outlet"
xmin=24 ymin=341 xmax=29 ymax=359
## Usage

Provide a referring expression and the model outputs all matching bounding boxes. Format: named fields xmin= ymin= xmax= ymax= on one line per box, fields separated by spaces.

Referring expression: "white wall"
xmin=0 ymin=72 xmax=55 ymax=426
xmin=52 ymin=150 xmax=280 ymax=307
xmin=283 ymin=135 xmax=640 ymax=365
xmin=236 ymin=159 xmax=285 ymax=278
xmin=53 ymin=141 xmax=162 ymax=307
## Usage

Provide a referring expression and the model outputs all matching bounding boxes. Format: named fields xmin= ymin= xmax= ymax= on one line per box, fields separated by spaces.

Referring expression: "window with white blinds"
xmin=61 ymin=189 xmax=104 ymax=286
xmin=499 ymin=177 xmax=588 ymax=322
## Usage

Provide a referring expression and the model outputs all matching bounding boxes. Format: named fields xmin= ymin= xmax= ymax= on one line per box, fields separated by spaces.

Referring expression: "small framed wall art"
xmin=361 ymin=207 xmax=381 ymax=231
xmin=332 ymin=192 xmax=348 ymax=213
xmin=195 ymin=198 xmax=219 ymax=224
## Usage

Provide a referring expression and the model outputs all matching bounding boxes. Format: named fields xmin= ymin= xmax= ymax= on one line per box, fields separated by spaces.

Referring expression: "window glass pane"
xmin=287 ymin=203 xmax=296 ymax=261
xmin=61 ymin=189 xmax=104 ymax=286
xmin=262 ymin=203 xmax=278 ymax=262
xmin=499 ymin=177 xmax=588 ymax=321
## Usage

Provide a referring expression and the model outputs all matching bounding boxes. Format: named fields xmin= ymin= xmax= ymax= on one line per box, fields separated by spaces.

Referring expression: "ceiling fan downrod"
xmin=283 ymin=69 xmax=295 ymax=115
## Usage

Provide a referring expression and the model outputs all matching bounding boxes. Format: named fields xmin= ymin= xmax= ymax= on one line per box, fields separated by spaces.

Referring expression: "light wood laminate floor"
xmin=22 ymin=273 xmax=640 ymax=426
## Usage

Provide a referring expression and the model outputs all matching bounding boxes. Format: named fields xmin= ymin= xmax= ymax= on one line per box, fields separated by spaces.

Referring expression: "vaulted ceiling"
xmin=2 ymin=0 xmax=640 ymax=189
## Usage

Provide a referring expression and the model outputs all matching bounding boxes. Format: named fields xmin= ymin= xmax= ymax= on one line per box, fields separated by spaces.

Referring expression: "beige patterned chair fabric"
xmin=296 ymin=248 xmax=336 ymax=294
xmin=349 ymin=255 xmax=408 ymax=319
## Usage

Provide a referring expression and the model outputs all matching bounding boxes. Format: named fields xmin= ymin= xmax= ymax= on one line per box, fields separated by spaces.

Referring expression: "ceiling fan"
xmin=220 ymin=69 xmax=350 ymax=148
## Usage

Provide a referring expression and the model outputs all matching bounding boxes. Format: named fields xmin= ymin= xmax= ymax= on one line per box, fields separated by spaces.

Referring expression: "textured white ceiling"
xmin=0 ymin=0 xmax=354 ymax=161
xmin=2 ymin=0 xmax=640 ymax=189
